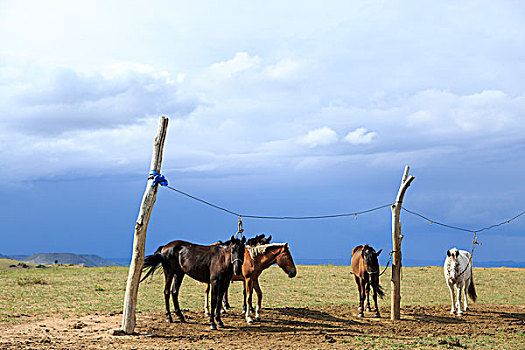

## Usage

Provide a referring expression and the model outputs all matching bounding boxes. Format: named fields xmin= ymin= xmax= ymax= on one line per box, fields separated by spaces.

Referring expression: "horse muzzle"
xmin=288 ymin=269 xmax=297 ymax=278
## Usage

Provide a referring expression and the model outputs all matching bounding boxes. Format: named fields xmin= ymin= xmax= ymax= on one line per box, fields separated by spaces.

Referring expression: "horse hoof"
xmin=357 ymin=313 xmax=364 ymax=318
xmin=179 ymin=317 xmax=186 ymax=323
xmin=366 ymin=307 xmax=372 ymax=312
xmin=374 ymin=313 xmax=381 ymax=318
xmin=247 ymin=318 xmax=254 ymax=325
xmin=204 ymin=311 xmax=209 ymax=317
xmin=210 ymin=324 xmax=217 ymax=330
xmin=255 ymin=315 xmax=261 ymax=321
xmin=166 ymin=317 xmax=174 ymax=323
xmin=217 ymin=321 xmax=225 ymax=328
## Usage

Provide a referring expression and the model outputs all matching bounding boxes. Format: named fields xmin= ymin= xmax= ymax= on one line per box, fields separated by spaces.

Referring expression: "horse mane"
xmin=247 ymin=243 xmax=285 ymax=259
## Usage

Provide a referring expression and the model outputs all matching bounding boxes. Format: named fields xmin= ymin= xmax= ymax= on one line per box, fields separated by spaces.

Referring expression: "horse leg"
xmin=223 ymin=281 xmax=231 ymax=310
xmin=245 ymin=278 xmax=254 ymax=324
xmin=242 ymin=279 xmax=247 ymax=314
xmin=215 ymin=281 xmax=228 ymax=328
xmin=204 ymin=283 xmax=210 ymax=316
xmin=171 ymin=272 xmax=186 ymax=322
xmin=447 ymin=282 xmax=456 ymax=315
xmin=372 ymin=281 xmax=380 ymax=318
xmin=209 ymin=280 xmax=219 ymax=330
xmin=365 ymin=281 xmax=372 ymax=312
xmin=463 ymin=277 xmax=470 ymax=312
xmin=455 ymin=284 xmax=463 ymax=316
xmin=164 ymin=273 xmax=174 ymax=323
xmin=253 ymin=279 xmax=263 ymax=321
xmin=355 ymin=275 xmax=364 ymax=317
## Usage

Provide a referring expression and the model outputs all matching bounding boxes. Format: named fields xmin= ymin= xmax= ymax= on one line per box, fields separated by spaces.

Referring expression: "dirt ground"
xmin=1 ymin=304 xmax=523 ymax=349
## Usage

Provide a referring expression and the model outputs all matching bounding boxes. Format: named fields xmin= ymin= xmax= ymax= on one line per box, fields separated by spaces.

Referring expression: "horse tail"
xmin=376 ymin=282 xmax=385 ymax=298
xmin=468 ymin=275 xmax=477 ymax=302
xmin=140 ymin=246 xmax=165 ymax=283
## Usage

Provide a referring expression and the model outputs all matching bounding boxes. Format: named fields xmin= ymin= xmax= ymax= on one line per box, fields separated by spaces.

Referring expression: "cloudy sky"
xmin=1 ymin=0 xmax=524 ymax=265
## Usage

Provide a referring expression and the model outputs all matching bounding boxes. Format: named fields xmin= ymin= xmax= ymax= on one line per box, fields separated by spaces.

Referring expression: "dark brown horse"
xmin=204 ymin=233 xmax=272 ymax=315
xmin=350 ymin=244 xmax=384 ymax=318
xmin=141 ymin=236 xmax=246 ymax=330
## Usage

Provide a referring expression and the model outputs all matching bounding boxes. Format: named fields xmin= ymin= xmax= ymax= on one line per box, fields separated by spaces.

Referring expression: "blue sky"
xmin=1 ymin=0 xmax=524 ymax=265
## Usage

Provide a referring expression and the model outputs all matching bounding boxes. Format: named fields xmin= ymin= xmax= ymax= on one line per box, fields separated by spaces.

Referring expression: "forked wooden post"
xmin=390 ymin=165 xmax=415 ymax=321
xmin=120 ymin=116 xmax=169 ymax=334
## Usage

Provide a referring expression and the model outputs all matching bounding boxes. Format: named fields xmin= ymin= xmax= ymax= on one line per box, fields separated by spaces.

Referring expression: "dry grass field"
xmin=0 ymin=262 xmax=523 ymax=349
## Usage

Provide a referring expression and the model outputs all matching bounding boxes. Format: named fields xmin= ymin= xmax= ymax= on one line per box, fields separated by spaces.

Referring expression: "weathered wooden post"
xmin=120 ymin=116 xmax=169 ymax=334
xmin=390 ymin=165 xmax=414 ymax=321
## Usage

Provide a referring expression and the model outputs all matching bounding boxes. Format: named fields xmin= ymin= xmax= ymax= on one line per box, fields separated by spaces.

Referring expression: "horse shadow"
xmin=474 ymin=309 xmax=524 ymax=323
xmin=409 ymin=312 xmax=468 ymax=324
xmin=234 ymin=306 xmax=362 ymax=335
xmin=274 ymin=307 xmax=361 ymax=325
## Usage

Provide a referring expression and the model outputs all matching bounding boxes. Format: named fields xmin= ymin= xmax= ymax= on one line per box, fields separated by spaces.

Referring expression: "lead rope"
xmin=234 ymin=216 xmax=244 ymax=238
xmin=378 ymin=249 xmax=398 ymax=277
xmin=456 ymin=232 xmax=482 ymax=279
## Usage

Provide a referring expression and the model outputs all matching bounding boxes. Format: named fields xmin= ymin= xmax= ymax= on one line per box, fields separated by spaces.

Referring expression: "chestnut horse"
xmin=204 ymin=234 xmax=272 ymax=316
xmin=350 ymin=244 xmax=384 ymax=318
xmin=243 ymin=243 xmax=297 ymax=324
xmin=141 ymin=236 xmax=246 ymax=330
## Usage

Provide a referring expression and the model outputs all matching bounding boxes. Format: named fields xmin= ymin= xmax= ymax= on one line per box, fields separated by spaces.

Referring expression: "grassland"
xmin=0 ymin=262 xmax=523 ymax=349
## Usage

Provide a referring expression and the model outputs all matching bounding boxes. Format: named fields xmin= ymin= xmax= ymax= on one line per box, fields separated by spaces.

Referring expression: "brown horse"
xmin=350 ymin=244 xmax=384 ymax=318
xmin=141 ymin=236 xmax=246 ymax=330
xmin=204 ymin=234 xmax=272 ymax=316
xmin=243 ymin=243 xmax=297 ymax=324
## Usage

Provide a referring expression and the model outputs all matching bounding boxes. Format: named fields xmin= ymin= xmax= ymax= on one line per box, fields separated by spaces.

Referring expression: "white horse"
xmin=444 ymin=248 xmax=477 ymax=316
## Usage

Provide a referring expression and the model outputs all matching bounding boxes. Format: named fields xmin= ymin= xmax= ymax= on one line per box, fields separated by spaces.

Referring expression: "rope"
xmin=235 ymin=216 xmax=244 ymax=238
xmin=402 ymin=207 xmax=525 ymax=234
xmin=155 ymin=177 xmax=524 ymax=234
xmin=150 ymin=171 xmax=168 ymax=187
xmin=165 ymin=184 xmax=391 ymax=220
xmin=456 ymin=232 xmax=482 ymax=279
xmin=378 ymin=250 xmax=398 ymax=277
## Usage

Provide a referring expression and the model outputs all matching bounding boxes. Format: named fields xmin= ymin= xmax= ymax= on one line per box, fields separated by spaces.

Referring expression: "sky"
xmin=1 ymin=0 xmax=524 ymax=265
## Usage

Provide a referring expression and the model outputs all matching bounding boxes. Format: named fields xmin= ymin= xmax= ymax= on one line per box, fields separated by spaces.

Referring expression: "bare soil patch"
xmin=1 ymin=304 xmax=523 ymax=349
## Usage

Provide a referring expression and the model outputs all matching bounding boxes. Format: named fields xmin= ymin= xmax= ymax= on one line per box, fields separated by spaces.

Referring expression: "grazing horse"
xmin=141 ymin=236 xmax=246 ymax=330
xmin=444 ymin=248 xmax=477 ymax=316
xmin=204 ymin=234 xmax=272 ymax=316
xmin=243 ymin=243 xmax=297 ymax=324
xmin=350 ymin=244 xmax=384 ymax=318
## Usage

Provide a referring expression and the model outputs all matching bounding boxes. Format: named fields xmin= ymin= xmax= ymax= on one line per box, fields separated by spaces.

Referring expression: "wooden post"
xmin=120 ymin=116 xmax=169 ymax=334
xmin=390 ymin=165 xmax=414 ymax=321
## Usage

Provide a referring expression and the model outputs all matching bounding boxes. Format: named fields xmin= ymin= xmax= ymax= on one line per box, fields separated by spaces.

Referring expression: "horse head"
xmin=275 ymin=243 xmax=297 ymax=278
xmin=229 ymin=235 xmax=246 ymax=276
xmin=361 ymin=245 xmax=382 ymax=274
xmin=246 ymin=233 xmax=272 ymax=246
xmin=446 ymin=248 xmax=461 ymax=284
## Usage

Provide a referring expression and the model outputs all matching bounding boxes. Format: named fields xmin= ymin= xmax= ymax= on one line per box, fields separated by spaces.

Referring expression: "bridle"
xmin=231 ymin=258 xmax=243 ymax=265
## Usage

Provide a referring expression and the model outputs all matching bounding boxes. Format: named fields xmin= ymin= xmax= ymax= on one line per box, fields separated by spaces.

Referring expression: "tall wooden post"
xmin=120 ymin=116 xmax=169 ymax=334
xmin=390 ymin=165 xmax=414 ymax=321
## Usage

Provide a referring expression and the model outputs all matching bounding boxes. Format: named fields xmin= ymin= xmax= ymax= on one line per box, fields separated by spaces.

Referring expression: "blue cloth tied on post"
xmin=150 ymin=170 xmax=168 ymax=187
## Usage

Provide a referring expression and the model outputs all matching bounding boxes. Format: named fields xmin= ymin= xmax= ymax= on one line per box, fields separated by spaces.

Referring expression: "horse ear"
xmin=267 ymin=235 xmax=272 ymax=242
xmin=447 ymin=250 xmax=451 ymax=257
xmin=231 ymin=235 xmax=235 ymax=241
xmin=284 ymin=243 xmax=289 ymax=250
xmin=455 ymin=250 xmax=459 ymax=258
xmin=376 ymin=249 xmax=382 ymax=256
xmin=242 ymin=236 xmax=246 ymax=244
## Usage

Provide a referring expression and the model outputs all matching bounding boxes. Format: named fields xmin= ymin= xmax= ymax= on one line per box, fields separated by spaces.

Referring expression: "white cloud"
xmin=344 ymin=128 xmax=377 ymax=145
xmin=209 ymin=52 xmax=261 ymax=80
xmin=297 ymin=127 xmax=338 ymax=148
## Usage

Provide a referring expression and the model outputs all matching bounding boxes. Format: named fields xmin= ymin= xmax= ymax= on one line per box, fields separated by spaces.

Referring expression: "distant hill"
xmin=23 ymin=253 xmax=121 ymax=267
